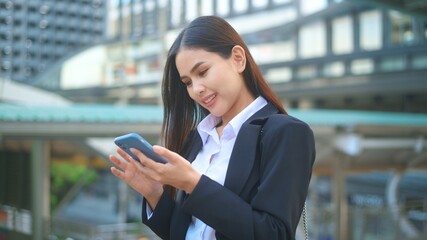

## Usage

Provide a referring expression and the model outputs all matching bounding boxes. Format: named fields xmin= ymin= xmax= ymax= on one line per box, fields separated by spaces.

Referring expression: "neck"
xmin=221 ymin=93 xmax=255 ymax=125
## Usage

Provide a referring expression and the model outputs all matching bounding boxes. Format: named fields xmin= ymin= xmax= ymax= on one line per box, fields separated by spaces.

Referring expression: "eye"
xmin=199 ymin=68 xmax=208 ymax=77
xmin=183 ymin=79 xmax=192 ymax=87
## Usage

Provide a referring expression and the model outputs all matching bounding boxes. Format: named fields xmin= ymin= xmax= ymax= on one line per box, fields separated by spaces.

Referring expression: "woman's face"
xmin=175 ymin=47 xmax=254 ymax=124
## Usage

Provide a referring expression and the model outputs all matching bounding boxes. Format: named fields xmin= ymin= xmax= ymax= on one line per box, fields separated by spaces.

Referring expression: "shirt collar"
xmin=228 ymin=96 xmax=267 ymax=135
xmin=197 ymin=114 xmax=222 ymax=144
xmin=197 ymin=96 xmax=267 ymax=144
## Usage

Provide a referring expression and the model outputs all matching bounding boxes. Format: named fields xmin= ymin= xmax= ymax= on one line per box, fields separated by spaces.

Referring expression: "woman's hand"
xmin=131 ymin=146 xmax=202 ymax=194
xmin=109 ymin=147 xmax=164 ymax=209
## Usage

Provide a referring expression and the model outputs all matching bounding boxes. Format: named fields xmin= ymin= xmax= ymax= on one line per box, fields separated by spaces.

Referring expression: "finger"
xmin=109 ymin=154 xmax=127 ymax=170
xmin=126 ymin=154 xmax=161 ymax=182
xmin=153 ymin=145 xmax=181 ymax=164
xmin=130 ymin=148 xmax=159 ymax=169
xmin=128 ymin=154 xmax=147 ymax=172
xmin=117 ymin=147 xmax=135 ymax=162
xmin=117 ymin=148 xmax=138 ymax=161
xmin=110 ymin=166 xmax=125 ymax=180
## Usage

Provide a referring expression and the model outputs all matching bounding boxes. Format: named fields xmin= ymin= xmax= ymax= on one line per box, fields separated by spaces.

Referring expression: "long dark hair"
xmin=162 ymin=16 xmax=286 ymax=154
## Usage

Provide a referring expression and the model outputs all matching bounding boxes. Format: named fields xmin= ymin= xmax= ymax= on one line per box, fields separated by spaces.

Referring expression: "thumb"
xmin=153 ymin=145 xmax=180 ymax=163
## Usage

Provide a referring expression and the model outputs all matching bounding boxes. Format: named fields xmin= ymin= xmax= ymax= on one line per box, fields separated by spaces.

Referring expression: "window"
xmin=0 ymin=151 xmax=31 ymax=210
xmin=380 ymin=56 xmax=405 ymax=72
xmin=359 ymin=10 xmax=382 ymax=50
xmin=201 ymin=0 xmax=214 ymax=15
xmin=217 ymin=0 xmax=230 ymax=16
xmin=233 ymin=0 xmax=248 ymax=14
xmin=111 ymin=0 xmax=131 ymax=7
xmin=323 ymin=61 xmax=345 ymax=77
xmin=411 ymin=54 xmax=427 ymax=69
xmin=185 ymin=0 xmax=198 ymax=22
xmin=265 ymin=67 xmax=292 ymax=83
xmin=132 ymin=1 xmax=143 ymax=35
xmin=299 ymin=22 xmax=326 ymax=58
xmin=273 ymin=0 xmax=291 ymax=4
xmin=300 ymin=0 xmax=327 ymax=15
xmin=332 ymin=15 xmax=353 ymax=54
xmin=145 ymin=0 xmax=155 ymax=11
xmin=249 ymin=41 xmax=295 ymax=64
xmin=389 ymin=11 xmax=414 ymax=45
xmin=171 ymin=0 xmax=182 ymax=27
xmin=252 ymin=0 xmax=268 ymax=10
xmin=158 ymin=0 xmax=168 ymax=8
xmin=351 ymin=58 xmax=374 ymax=75
xmin=216 ymin=0 xmax=230 ymax=16
xmin=297 ymin=65 xmax=317 ymax=79
xmin=122 ymin=14 xmax=132 ymax=36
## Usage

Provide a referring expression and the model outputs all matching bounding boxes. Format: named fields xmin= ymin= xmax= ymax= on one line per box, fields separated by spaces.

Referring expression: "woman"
xmin=110 ymin=16 xmax=315 ymax=240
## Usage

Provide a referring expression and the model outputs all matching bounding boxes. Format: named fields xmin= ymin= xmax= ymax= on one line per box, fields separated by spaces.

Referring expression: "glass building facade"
xmin=0 ymin=0 xmax=106 ymax=85
xmin=42 ymin=0 xmax=427 ymax=113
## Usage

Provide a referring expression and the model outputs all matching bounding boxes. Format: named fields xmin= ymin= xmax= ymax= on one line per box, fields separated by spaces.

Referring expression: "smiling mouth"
xmin=203 ymin=94 xmax=216 ymax=104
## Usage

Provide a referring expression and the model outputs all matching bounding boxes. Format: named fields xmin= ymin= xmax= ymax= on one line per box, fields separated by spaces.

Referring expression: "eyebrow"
xmin=180 ymin=61 xmax=205 ymax=80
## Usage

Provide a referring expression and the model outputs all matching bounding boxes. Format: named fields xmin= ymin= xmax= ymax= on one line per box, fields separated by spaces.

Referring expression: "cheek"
xmin=186 ymin=87 xmax=196 ymax=100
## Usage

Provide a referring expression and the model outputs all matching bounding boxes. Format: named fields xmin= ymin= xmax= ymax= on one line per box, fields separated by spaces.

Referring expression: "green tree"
xmin=50 ymin=162 xmax=97 ymax=213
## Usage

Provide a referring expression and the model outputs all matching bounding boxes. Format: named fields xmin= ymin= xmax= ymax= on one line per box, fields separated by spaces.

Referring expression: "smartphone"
xmin=114 ymin=133 xmax=168 ymax=164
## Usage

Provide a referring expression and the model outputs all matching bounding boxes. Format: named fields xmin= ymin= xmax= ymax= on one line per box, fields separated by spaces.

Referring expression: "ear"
xmin=231 ymin=45 xmax=246 ymax=73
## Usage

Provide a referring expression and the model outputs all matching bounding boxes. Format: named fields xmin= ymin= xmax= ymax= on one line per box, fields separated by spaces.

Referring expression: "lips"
xmin=201 ymin=94 xmax=216 ymax=107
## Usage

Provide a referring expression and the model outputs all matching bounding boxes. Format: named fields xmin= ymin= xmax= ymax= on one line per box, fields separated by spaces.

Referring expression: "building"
xmin=0 ymin=0 xmax=106 ymax=87
xmin=31 ymin=0 xmax=427 ymax=114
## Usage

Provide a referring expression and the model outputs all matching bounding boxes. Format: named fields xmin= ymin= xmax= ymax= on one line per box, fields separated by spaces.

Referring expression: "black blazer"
xmin=142 ymin=102 xmax=316 ymax=240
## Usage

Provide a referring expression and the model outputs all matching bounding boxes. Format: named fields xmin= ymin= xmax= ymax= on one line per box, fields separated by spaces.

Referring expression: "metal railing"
xmin=51 ymin=219 xmax=161 ymax=240
xmin=298 ymin=202 xmax=427 ymax=240
xmin=51 ymin=203 xmax=427 ymax=240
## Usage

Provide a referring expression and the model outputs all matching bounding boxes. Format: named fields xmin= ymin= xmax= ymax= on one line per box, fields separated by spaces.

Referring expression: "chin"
xmin=210 ymin=112 xmax=223 ymax=118
xmin=208 ymin=108 xmax=225 ymax=118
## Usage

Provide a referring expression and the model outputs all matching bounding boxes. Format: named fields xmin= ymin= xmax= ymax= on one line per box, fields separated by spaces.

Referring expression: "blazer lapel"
xmin=223 ymin=123 xmax=261 ymax=195
xmin=223 ymin=102 xmax=279 ymax=195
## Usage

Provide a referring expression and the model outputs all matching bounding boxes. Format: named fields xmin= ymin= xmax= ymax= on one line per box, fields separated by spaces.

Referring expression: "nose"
xmin=191 ymin=79 xmax=205 ymax=95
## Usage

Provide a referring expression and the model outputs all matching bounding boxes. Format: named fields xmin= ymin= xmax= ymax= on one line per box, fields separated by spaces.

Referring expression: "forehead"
xmin=176 ymin=48 xmax=211 ymax=61
xmin=175 ymin=48 xmax=222 ymax=69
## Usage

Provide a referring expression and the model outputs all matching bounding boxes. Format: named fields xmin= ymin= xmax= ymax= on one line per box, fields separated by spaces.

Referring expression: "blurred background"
xmin=1 ymin=0 xmax=427 ymax=239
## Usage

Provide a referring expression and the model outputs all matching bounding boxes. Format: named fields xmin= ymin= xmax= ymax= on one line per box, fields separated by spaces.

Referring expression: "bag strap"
xmin=303 ymin=202 xmax=308 ymax=240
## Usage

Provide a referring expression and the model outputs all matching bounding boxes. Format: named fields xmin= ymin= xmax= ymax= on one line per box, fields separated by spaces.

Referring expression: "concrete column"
xmin=31 ymin=139 xmax=50 ymax=240
xmin=117 ymin=180 xmax=128 ymax=223
xmin=332 ymin=156 xmax=348 ymax=240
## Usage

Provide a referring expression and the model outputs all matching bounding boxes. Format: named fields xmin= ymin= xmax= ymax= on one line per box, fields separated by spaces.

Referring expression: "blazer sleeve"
xmin=141 ymin=130 xmax=200 ymax=240
xmin=181 ymin=115 xmax=316 ymax=240
xmin=141 ymin=188 xmax=175 ymax=239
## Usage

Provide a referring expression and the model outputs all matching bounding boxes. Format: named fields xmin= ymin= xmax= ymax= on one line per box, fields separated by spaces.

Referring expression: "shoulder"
xmin=259 ymin=114 xmax=314 ymax=147
xmin=259 ymin=114 xmax=315 ymax=164
xmin=263 ymin=114 xmax=312 ymax=133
